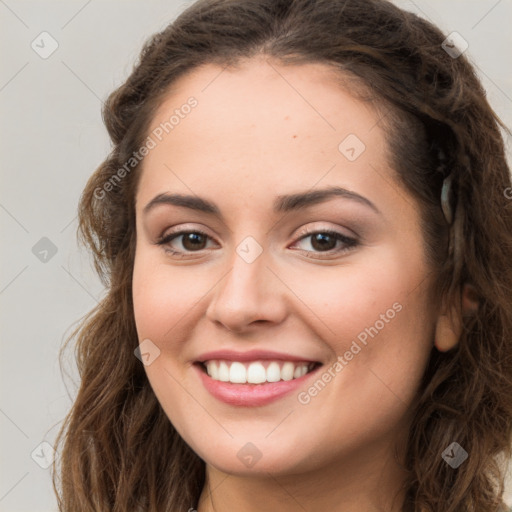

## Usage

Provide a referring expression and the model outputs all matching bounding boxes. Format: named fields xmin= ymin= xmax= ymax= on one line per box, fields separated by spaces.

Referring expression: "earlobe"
xmin=434 ymin=283 xmax=479 ymax=352
xmin=434 ymin=311 xmax=461 ymax=352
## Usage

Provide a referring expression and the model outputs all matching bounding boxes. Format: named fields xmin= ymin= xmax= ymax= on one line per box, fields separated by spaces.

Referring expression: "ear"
xmin=434 ymin=283 xmax=479 ymax=352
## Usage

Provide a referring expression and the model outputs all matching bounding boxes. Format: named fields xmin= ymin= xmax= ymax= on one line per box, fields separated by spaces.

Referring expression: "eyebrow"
xmin=142 ymin=186 xmax=381 ymax=217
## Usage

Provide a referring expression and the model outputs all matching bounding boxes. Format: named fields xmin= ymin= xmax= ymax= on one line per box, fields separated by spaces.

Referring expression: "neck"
xmin=196 ymin=436 xmax=410 ymax=512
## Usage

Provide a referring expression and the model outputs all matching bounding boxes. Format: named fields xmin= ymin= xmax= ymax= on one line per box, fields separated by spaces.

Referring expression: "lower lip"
xmin=194 ymin=363 xmax=322 ymax=407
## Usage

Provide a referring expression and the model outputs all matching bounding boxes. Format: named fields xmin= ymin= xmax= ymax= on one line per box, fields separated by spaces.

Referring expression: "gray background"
xmin=1 ymin=1 xmax=511 ymax=510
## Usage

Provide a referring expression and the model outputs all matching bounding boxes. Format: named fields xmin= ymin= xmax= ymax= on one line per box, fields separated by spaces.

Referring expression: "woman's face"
xmin=132 ymin=56 xmax=437 ymax=476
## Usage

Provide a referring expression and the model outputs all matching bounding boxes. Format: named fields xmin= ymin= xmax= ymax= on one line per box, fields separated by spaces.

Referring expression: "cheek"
xmin=132 ymin=249 xmax=207 ymax=344
xmin=286 ymin=245 xmax=434 ymax=403
xmin=280 ymin=243 xmax=430 ymax=344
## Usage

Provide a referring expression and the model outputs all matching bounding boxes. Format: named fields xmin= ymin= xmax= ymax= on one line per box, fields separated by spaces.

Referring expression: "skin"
xmin=131 ymin=56 xmax=463 ymax=511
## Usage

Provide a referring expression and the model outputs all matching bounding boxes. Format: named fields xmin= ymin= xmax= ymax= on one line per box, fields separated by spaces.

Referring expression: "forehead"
xmin=135 ymin=57 xmax=394 ymax=211
xmin=148 ymin=57 xmax=383 ymax=142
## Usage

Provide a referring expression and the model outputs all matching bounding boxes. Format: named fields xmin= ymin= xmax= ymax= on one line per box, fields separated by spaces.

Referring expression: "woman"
xmin=52 ymin=0 xmax=512 ymax=510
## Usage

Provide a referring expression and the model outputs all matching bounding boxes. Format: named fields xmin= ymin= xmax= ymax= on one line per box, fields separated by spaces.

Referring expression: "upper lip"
xmin=195 ymin=349 xmax=322 ymax=364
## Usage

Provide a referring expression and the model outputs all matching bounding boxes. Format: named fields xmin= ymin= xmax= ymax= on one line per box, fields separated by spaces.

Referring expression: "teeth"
xmin=204 ymin=360 xmax=314 ymax=384
xmin=218 ymin=361 xmax=229 ymax=382
xmin=229 ymin=362 xmax=247 ymax=383
xmin=266 ymin=361 xmax=281 ymax=382
xmin=281 ymin=362 xmax=294 ymax=381
xmin=247 ymin=362 xmax=266 ymax=384
xmin=294 ymin=365 xmax=306 ymax=379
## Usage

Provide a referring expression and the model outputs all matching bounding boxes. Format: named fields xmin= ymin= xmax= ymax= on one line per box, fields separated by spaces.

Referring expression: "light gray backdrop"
xmin=1 ymin=1 xmax=511 ymax=511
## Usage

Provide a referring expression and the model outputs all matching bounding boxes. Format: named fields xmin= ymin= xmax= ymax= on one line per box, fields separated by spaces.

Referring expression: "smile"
xmin=201 ymin=359 xmax=318 ymax=384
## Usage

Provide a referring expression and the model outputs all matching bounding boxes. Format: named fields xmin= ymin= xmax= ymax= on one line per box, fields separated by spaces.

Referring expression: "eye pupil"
xmin=183 ymin=232 xmax=207 ymax=250
xmin=311 ymin=233 xmax=336 ymax=251
xmin=160 ymin=229 xmax=355 ymax=258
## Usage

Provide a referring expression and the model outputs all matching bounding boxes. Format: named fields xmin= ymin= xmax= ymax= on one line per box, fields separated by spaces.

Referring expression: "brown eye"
xmin=291 ymin=229 xmax=358 ymax=258
xmin=156 ymin=229 xmax=214 ymax=255
xmin=309 ymin=232 xmax=338 ymax=251
xmin=180 ymin=232 xmax=208 ymax=251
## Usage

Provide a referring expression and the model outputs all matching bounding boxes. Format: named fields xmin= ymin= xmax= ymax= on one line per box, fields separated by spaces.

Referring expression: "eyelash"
xmin=155 ymin=226 xmax=359 ymax=260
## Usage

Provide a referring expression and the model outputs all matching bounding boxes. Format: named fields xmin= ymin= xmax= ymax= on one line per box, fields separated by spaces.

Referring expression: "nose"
xmin=205 ymin=245 xmax=288 ymax=333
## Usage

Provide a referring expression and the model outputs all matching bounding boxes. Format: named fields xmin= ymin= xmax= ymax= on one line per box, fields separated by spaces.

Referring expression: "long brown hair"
xmin=52 ymin=0 xmax=512 ymax=510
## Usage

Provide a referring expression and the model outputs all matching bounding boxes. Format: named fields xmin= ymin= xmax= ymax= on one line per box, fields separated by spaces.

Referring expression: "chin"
xmin=189 ymin=434 xmax=320 ymax=476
